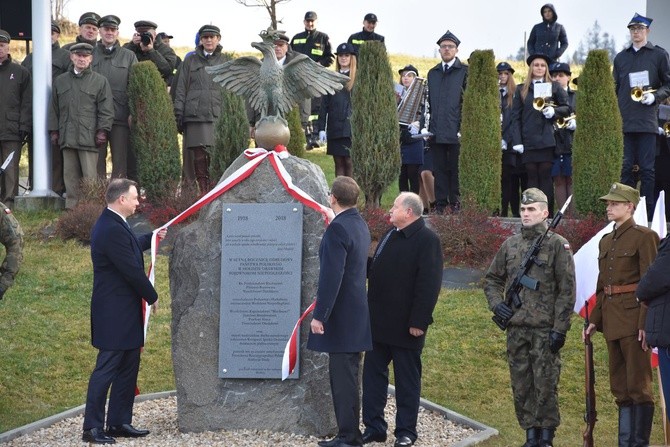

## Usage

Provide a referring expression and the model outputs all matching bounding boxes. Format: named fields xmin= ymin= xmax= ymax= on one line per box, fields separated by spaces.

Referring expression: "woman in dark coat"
xmin=317 ymin=43 xmax=356 ymax=177
xmin=511 ymin=53 xmax=570 ymax=215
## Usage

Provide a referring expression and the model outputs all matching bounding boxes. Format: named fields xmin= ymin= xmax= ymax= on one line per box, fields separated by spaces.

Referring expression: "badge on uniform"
xmin=563 ymin=243 xmax=571 ymax=251
xmin=4 ymin=208 xmax=11 ymax=215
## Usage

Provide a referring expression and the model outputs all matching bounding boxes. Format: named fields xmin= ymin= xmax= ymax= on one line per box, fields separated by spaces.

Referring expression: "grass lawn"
xmin=1 ymin=154 xmax=665 ymax=446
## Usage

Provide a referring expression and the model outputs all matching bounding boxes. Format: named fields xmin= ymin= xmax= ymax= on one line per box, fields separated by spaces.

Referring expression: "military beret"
xmin=51 ymin=20 xmax=61 ymax=34
xmin=526 ymin=53 xmax=551 ymax=67
xmin=134 ymin=20 xmax=158 ymax=30
xmin=69 ymin=42 xmax=94 ymax=54
xmin=437 ymin=30 xmax=460 ymax=47
xmin=549 ymin=62 xmax=571 ymax=75
xmin=521 ymin=188 xmax=548 ymax=205
xmin=364 ymin=13 xmax=378 ymax=23
xmin=198 ymin=24 xmax=221 ymax=37
xmin=628 ymin=12 xmax=652 ymax=28
xmin=599 ymin=182 xmax=640 ymax=206
xmin=398 ymin=64 xmax=419 ymax=77
xmin=78 ymin=12 xmax=101 ymax=26
xmin=335 ymin=42 xmax=356 ymax=55
xmin=304 ymin=11 xmax=317 ymax=21
xmin=0 ymin=29 xmax=10 ymax=43
xmin=98 ymin=15 xmax=120 ymax=29
xmin=496 ymin=61 xmax=515 ymax=74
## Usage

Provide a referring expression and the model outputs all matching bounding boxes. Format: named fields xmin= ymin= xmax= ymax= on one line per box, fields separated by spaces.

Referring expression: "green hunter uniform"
xmin=0 ymin=202 xmax=23 ymax=297
xmin=484 ymin=191 xmax=575 ymax=438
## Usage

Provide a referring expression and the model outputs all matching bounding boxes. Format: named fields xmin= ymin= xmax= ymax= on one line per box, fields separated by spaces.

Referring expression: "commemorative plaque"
xmin=219 ymin=203 xmax=303 ymax=379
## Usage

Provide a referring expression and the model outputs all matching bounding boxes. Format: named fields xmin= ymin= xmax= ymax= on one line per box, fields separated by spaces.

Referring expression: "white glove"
xmin=409 ymin=121 xmax=420 ymax=135
xmin=566 ymin=119 xmax=577 ymax=131
xmin=641 ymin=92 xmax=656 ymax=105
xmin=319 ymin=131 xmax=327 ymax=143
xmin=501 ymin=139 xmax=508 ymax=151
xmin=542 ymin=106 xmax=555 ymax=119
xmin=457 ymin=131 xmax=462 ymax=140
xmin=660 ymin=127 xmax=666 ymax=136
xmin=512 ymin=144 xmax=524 ymax=154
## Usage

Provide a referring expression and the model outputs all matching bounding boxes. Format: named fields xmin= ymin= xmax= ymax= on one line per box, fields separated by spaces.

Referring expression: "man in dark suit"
xmin=362 ymin=192 xmax=443 ymax=447
xmin=82 ymin=178 xmax=166 ymax=444
xmin=308 ymin=176 xmax=372 ymax=447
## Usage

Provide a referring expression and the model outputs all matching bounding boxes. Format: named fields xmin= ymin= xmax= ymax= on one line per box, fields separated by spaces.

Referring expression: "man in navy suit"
xmin=82 ymin=178 xmax=166 ymax=444
xmin=308 ymin=176 xmax=372 ymax=447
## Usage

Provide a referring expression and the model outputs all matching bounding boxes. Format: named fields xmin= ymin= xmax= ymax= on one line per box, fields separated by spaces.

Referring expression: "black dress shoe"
xmin=106 ymin=424 xmax=150 ymax=438
xmin=394 ymin=435 xmax=414 ymax=446
xmin=318 ymin=437 xmax=340 ymax=447
xmin=362 ymin=430 xmax=387 ymax=444
xmin=82 ymin=427 xmax=116 ymax=444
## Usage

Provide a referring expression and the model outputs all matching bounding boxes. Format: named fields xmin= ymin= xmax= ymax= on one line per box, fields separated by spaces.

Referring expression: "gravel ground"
xmin=5 ymin=395 xmax=478 ymax=446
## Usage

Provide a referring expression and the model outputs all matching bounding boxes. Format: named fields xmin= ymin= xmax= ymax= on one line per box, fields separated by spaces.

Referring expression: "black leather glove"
xmin=493 ymin=302 xmax=514 ymax=321
xmin=549 ymin=330 xmax=566 ymax=354
xmin=176 ymin=115 xmax=184 ymax=134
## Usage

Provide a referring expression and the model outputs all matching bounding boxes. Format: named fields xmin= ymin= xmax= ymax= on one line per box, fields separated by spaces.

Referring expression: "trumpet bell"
xmin=663 ymin=122 xmax=670 ymax=138
xmin=533 ymin=97 xmax=556 ymax=111
xmin=555 ymin=114 xmax=576 ymax=129
xmin=631 ymin=86 xmax=657 ymax=102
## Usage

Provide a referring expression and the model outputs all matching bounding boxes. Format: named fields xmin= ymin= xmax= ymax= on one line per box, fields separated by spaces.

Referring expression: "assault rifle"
xmin=583 ymin=300 xmax=597 ymax=447
xmin=492 ymin=195 xmax=572 ymax=330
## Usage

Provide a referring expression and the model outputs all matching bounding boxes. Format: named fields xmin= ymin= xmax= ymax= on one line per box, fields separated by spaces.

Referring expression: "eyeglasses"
xmin=629 ymin=26 xmax=647 ymax=32
xmin=440 ymin=44 xmax=456 ymax=50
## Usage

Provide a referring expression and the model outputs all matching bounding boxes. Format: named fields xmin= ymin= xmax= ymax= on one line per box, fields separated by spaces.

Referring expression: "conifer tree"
xmin=128 ymin=61 xmax=181 ymax=202
xmin=351 ymin=41 xmax=400 ymax=208
xmin=286 ymin=106 xmax=306 ymax=158
xmin=211 ymin=88 xmax=249 ymax=181
xmin=572 ymin=49 xmax=623 ymax=215
xmin=460 ymin=49 xmax=500 ymax=212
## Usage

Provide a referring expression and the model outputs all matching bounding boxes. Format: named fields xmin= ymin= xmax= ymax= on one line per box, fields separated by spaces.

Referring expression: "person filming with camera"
xmin=123 ymin=20 xmax=177 ymax=84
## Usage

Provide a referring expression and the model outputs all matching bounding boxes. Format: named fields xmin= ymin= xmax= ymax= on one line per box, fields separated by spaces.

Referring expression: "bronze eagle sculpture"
xmin=206 ymin=28 xmax=349 ymax=120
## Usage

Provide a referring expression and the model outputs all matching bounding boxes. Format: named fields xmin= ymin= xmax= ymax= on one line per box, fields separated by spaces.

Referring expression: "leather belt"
xmin=603 ymin=283 xmax=638 ymax=296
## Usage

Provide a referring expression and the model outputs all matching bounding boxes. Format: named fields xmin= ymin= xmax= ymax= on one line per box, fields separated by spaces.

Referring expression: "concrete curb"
xmin=388 ymin=385 xmax=498 ymax=446
xmin=1 ymin=388 xmax=497 ymax=446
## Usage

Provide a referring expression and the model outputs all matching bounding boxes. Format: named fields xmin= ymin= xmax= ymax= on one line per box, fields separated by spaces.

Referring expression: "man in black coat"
xmin=426 ymin=31 xmax=467 ymax=213
xmin=527 ymin=4 xmax=568 ymax=63
xmin=82 ymin=179 xmax=165 ymax=444
xmin=308 ymin=176 xmax=372 ymax=447
xmin=613 ymin=12 xmax=670 ymax=217
xmin=347 ymin=13 xmax=384 ymax=54
xmin=362 ymin=192 xmax=443 ymax=447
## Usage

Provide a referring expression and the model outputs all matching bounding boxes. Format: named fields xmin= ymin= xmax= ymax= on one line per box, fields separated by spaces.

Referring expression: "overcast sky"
xmin=62 ymin=0 xmax=649 ymax=61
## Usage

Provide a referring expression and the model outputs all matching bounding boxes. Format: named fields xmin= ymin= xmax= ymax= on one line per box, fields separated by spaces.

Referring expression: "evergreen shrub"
xmin=211 ymin=87 xmax=249 ymax=182
xmin=286 ymin=106 xmax=306 ymax=158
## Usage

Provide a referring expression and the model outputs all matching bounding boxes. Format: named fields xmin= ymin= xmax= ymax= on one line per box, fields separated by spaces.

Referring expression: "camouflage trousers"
xmin=507 ymin=326 xmax=561 ymax=429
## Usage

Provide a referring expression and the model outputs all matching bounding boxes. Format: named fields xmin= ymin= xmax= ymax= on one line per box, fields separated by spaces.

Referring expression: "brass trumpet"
xmin=663 ymin=122 xmax=670 ymax=137
xmin=631 ymin=86 xmax=657 ymax=102
xmin=555 ymin=114 xmax=576 ymax=129
xmin=533 ymin=97 xmax=556 ymax=111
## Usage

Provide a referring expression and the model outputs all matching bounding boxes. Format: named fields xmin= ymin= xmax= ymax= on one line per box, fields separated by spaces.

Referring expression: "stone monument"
xmin=170 ymin=153 xmax=337 ymax=435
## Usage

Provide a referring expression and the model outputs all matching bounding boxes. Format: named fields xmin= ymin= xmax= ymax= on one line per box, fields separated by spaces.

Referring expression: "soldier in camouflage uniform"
xmin=484 ymin=188 xmax=575 ymax=447
xmin=0 ymin=202 xmax=23 ymax=300
xmin=584 ymin=182 xmax=658 ymax=447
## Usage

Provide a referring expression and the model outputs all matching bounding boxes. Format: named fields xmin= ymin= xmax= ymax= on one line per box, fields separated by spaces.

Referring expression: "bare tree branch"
xmin=234 ymin=0 xmax=291 ymax=29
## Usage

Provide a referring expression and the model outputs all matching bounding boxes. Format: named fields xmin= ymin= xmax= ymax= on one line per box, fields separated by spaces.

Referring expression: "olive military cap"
xmin=521 ymin=188 xmax=548 ymax=205
xmin=69 ymin=42 xmax=94 ymax=54
xmin=599 ymin=183 xmax=640 ymax=206
xmin=134 ymin=20 xmax=158 ymax=31
xmin=78 ymin=12 xmax=101 ymax=26
xmin=98 ymin=15 xmax=120 ymax=29
xmin=0 ymin=29 xmax=10 ymax=43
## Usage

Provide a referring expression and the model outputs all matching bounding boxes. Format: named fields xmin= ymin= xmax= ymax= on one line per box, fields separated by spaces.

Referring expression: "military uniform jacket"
xmin=92 ymin=41 xmax=138 ymax=126
xmin=173 ymin=45 xmax=225 ymax=124
xmin=591 ymin=217 xmax=659 ymax=341
xmin=484 ymin=222 xmax=576 ymax=333
xmin=0 ymin=202 xmax=23 ymax=293
xmin=368 ymin=218 xmax=443 ymax=350
xmin=613 ymin=42 xmax=670 ymax=134
xmin=49 ymin=67 xmax=114 ymax=151
xmin=291 ymin=29 xmax=333 ymax=67
xmin=553 ymin=87 xmax=576 ymax=155
xmin=638 ymin=236 xmax=670 ymax=348
xmin=306 ymin=208 xmax=372 ymax=353
xmin=511 ymin=81 xmax=570 ymax=150
xmin=123 ymin=38 xmax=177 ymax=83
xmin=426 ymin=58 xmax=467 ymax=145
xmin=22 ymin=41 xmax=71 ymax=81
xmin=0 ymin=56 xmax=32 ymax=141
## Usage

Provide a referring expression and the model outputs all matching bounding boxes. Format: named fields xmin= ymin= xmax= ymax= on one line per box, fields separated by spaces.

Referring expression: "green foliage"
xmin=211 ymin=87 xmax=249 ymax=182
xmin=572 ymin=50 xmax=623 ymax=216
xmin=286 ymin=105 xmax=306 ymax=158
xmin=351 ymin=41 xmax=400 ymax=209
xmin=128 ymin=61 xmax=181 ymax=202
xmin=460 ymin=50 xmax=501 ymax=212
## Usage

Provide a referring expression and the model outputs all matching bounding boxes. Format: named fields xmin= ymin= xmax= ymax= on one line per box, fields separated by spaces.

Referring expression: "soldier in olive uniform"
xmin=485 ymin=188 xmax=576 ymax=447
xmin=0 ymin=202 xmax=22 ymax=300
xmin=584 ymin=182 xmax=658 ymax=447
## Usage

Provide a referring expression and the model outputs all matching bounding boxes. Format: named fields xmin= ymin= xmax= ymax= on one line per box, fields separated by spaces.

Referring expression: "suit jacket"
xmin=90 ymin=208 xmax=158 ymax=350
xmin=307 ymin=207 xmax=372 ymax=353
xmin=368 ymin=218 xmax=443 ymax=350
xmin=638 ymin=236 xmax=670 ymax=348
